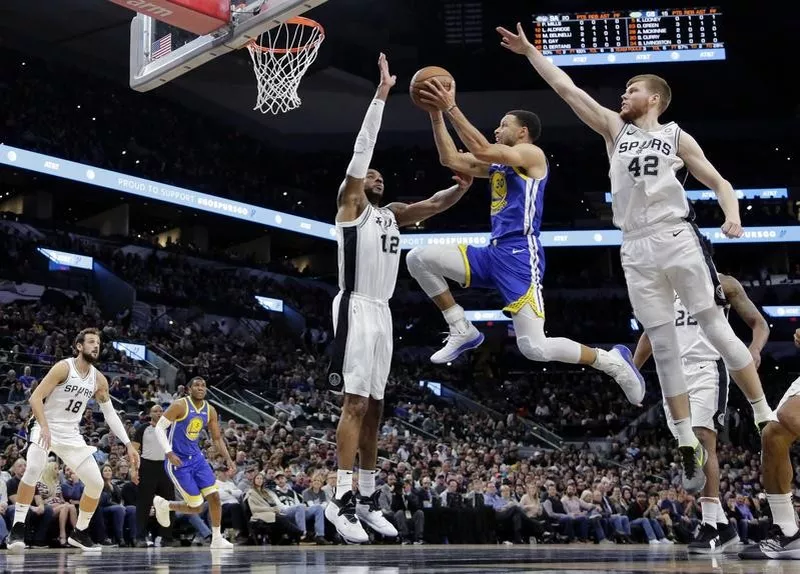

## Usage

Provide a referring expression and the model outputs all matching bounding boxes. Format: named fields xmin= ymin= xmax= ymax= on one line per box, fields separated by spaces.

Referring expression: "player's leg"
xmin=406 ymin=244 xmax=486 ymax=363
xmin=502 ymin=236 xmax=645 ymax=404
xmin=325 ymin=293 xmax=371 ymax=543
xmin=740 ymin=393 xmax=800 ymax=560
xmin=355 ymin=303 xmax=399 ymax=538
xmin=65 ymin=454 xmax=105 ymax=551
xmin=7 ymin=439 xmax=48 ymax=552
xmin=667 ymin=229 xmax=773 ymax=427
xmin=158 ymin=460 xmax=206 ymax=519
xmin=621 ymin=236 xmax=705 ymax=492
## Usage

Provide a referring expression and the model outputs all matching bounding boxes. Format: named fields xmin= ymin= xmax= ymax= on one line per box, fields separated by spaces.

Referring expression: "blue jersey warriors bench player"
xmin=407 ymin=78 xmax=645 ymax=405
xmin=152 ymin=376 xmax=236 ymax=549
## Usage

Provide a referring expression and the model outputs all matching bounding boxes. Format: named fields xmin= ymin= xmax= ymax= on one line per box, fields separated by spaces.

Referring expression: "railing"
xmin=236 ymin=389 xmax=292 ymax=419
xmin=150 ymin=344 xmax=195 ymax=370
xmin=206 ymin=386 xmax=276 ymax=426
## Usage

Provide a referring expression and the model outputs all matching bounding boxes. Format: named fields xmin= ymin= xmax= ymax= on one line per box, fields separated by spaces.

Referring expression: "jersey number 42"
xmin=627 ymin=155 xmax=659 ymax=177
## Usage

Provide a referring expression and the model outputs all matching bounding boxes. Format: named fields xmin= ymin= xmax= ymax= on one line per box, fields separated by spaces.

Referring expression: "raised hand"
xmin=378 ymin=52 xmax=396 ymax=90
xmin=497 ymin=22 xmax=535 ymax=55
xmin=452 ymin=172 xmax=473 ymax=192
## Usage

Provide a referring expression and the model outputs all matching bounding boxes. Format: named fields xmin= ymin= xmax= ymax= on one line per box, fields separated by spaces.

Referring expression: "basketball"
xmin=409 ymin=66 xmax=454 ymax=112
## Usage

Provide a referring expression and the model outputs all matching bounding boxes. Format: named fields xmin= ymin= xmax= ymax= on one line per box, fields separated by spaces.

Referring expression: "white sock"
xmin=767 ymin=493 xmax=799 ymax=537
xmin=358 ymin=469 xmax=376 ymax=498
xmin=76 ymin=510 xmax=93 ymax=531
xmin=592 ymin=348 xmax=614 ymax=374
xmin=13 ymin=503 xmax=30 ymax=526
xmin=700 ymin=498 xmax=721 ymax=527
xmin=673 ymin=418 xmax=698 ymax=449
xmin=212 ymin=526 xmax=222 ymax=539
xmin=749 ymin=396 xmax=774 ymax=426
xmin=442 ymin=305 xmax=470 ymax=333
xmin=336 ymin=469 xmax=354 ymax=500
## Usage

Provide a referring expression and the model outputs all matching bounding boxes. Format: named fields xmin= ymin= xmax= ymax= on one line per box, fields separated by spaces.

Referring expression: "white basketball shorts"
xmin=664 ymin=359 xmax=730 ymax=436
xmin=621 ymin=220 xmax=726 ymax=329
xmin=327 ymin=291 xmax=392 ymax=401
xmin=28 ymin=421 xmax=97 ymax=470
xmin=777 ymin=377 xmax=800 ymax=413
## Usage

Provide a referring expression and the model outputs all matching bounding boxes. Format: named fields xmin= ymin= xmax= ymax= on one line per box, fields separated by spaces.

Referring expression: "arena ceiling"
xmin=1 ymin=0 xmax=795 ymax=146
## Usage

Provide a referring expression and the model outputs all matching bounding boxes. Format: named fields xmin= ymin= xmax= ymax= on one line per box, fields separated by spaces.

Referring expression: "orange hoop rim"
xmin=246 ymin=16 xmax=325 ymax=55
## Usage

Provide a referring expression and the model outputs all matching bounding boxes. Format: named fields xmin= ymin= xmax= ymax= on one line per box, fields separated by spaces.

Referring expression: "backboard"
xmin=129 ymin=0 xmax=328 ymax=92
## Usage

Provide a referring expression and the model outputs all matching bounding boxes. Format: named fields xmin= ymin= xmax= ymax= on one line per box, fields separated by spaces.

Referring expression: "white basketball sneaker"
xmin=603 ymin=345 xmax=646 ymax=406
xmin=324 ymin=491 xmax=369 ymax=544
xmin=210 ymin=536 xmax=234 ymax=550
xmin=430 ymin=322 xmax=484 ymax=364
xmin=153 ymin=495 xmax=172 ymax=528
xmin=356 ymin=492 xmax=399 ymax=537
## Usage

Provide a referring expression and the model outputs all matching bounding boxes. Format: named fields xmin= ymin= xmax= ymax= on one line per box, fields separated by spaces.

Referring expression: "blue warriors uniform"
xmin=165 ymin=397 xmax=218 ymax=505
xmin=459 ymin=162 xmax=549 ymax=316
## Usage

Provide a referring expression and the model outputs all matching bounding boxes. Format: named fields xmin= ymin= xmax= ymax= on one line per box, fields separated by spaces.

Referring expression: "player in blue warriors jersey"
xmin=405 ymin=78 xmax=645 ymax=405
xmin=152 ymin=377 xmax=236 ymax=549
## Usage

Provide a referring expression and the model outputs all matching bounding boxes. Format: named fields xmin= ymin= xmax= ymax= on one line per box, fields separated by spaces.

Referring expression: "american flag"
xmin=151 ymin=33 xmax=172 ymax=60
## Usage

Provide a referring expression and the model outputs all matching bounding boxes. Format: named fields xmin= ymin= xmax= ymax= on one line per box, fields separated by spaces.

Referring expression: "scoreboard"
xmin=533 ymin=8 xmax=725 ymax=67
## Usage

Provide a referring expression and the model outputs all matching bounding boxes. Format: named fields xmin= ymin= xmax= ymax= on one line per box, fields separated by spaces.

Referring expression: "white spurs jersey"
xmin=609 ymin=121 xmax=689 ymax=233
xmin=674 ymin=294 xmax=728 ymax=364
xmin=42 ymin=358 xmax=97 ymax=431
xmin=336 ymin=203 xmax=401 ymax=302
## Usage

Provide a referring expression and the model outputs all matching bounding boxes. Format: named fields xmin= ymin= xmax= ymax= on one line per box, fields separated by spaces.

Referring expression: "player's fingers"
xmin=516 ymin=22 xmax=525 ymax=35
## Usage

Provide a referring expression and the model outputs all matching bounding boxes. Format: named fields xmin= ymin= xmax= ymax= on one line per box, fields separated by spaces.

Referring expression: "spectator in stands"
xmin=439 ymin=479 xmax=463 ymax=509
xmin=416 ymin=476 xmax=441 ymax=510
xmin=37 ymin=461 xmax=76 ymax=547
xmin=7 ymin=381 xmax=27 ymax=404
xmin=561 ymin=483 xmax=607 ymax=543
xmin=626 ymin=491 xmax=671 ymax=545
xmin=392 ymin=478 xmax=424 ymax=545
xmin=543 ymin=483 xmax=585 ymax=542
xmin=214 ymin=466 xmax=248 ymax=543
xmin=6 ymin=458 xmax=54 ymax=548
xmin=271 ymin=469 xmax=326 ymax=544
xmin=0 ymin=471 xmax=9 ymax=543
xmin=18 ymin=366 xmax=36 ymax=390
xmin=100 ymin=464 xmax=137 ymax=546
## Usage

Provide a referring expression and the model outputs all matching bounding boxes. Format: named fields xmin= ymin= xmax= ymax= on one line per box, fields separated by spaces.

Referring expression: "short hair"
xmin=74 ymin=328 xmax=101 ymax=350
xmin=626 ymin=74 xmax=672 ymax=113
xmin=189 ymin=376 xmax=206 ymax=387
xmin=508 ymin=110 xmax=542 ymax=143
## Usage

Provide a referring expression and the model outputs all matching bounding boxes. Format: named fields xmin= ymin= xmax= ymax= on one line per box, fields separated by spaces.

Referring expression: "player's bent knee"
xmin=21 ymin=446 xmax=47 ymax=485
xmin=517 ymin=335 xmax=548 ymax=363
xmin=187 ymin=497 xmax=205 ymax=509
xmin=775 ymin=402 xmax=800 ymax=439
xmin=406 ymin=247 xmax=426 ymax=277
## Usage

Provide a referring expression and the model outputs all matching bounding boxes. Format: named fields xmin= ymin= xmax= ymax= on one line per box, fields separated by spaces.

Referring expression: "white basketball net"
xmin=247 ymin=18 xmax=324 ymax=115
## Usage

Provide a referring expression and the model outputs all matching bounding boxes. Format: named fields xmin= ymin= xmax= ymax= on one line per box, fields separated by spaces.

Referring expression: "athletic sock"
xmin=76 ymin=509 xmax=94 ymax=531
xmin=358 ymin=469 xmax=376 ymax=498
xmin=673 ymin=418 xmax=698 ymax=449
xmin=767 ymin=493 xmax=799 ymax=537
xmin=13 ymin=503 xmax=30 ymax=526
xmin=700 ymin=498 xmax=721 ymax=527
xmin=442 ymin=305 xmax=470 ymax=333
xmin=335 ymin=469 xmax=354 ymax=500
xmin=749 ymin=395 xmax=774 ymax=426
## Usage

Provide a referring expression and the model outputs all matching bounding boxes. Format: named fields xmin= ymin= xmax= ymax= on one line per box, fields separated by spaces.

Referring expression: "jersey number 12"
xmin=381 ymin=234 xmax=399 ymax=254
xmin=627 ymin=155 xmax=659 ymax=177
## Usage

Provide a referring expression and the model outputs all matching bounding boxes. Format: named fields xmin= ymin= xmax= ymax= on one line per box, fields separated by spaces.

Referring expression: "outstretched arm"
xmin=95 ymin=373 xmax=140 ymax=470
xmin=386 ymin=173 xmax=473 ymax=228
xmin=720 ymin=274 xmax=769 ymax=368
xmin=496 ymin=23 xmax=623 ymax=144
xmin=678 ymin=131 xmax=743 ymax=239
xmin=421 ymin=80 xmax=543 ymax=170
xmin=430 ymin=112 xmax=490 ymax=177
xmin=337 ymin=53 xmax=396 ymax=223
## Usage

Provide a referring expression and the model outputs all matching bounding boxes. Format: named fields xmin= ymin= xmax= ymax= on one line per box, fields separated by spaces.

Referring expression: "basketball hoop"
xmin=246 ymin=16 xmax=325 ymax=115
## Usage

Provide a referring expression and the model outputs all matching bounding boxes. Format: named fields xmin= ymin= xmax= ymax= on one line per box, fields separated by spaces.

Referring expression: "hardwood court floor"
xmin=0 ymin=544 xmax=796 ymax=574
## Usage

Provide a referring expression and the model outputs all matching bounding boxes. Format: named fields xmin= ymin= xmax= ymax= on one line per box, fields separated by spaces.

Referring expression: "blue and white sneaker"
xmin=607 ymin=345 xmax=646 ymax=406
xmin=430 ymin=323 xmax=484 ymax=364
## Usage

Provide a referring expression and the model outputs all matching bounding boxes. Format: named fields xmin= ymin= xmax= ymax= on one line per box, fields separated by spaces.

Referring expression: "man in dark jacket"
xmin=392 ymin=479 xmax=424 ymax=544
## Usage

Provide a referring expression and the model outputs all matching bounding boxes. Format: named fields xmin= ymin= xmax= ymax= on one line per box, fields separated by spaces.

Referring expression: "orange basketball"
xmin=409 ymin=66 xmax=454 ymax=112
